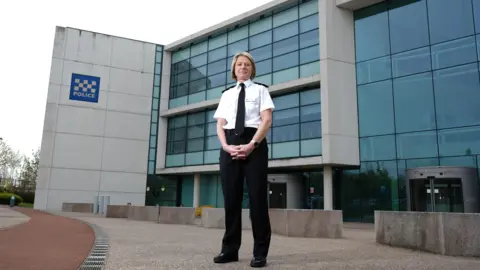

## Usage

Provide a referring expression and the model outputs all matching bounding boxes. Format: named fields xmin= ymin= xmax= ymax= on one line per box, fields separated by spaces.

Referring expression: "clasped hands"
xmin=223 ymin=142 xmax=255 ymax=160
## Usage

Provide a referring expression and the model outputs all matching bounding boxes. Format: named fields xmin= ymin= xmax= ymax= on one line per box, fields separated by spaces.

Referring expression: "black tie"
xmin=235 ymin=83 xmax=246 ymax=135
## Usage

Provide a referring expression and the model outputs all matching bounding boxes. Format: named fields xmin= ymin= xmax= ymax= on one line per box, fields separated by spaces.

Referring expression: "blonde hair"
xmin=230 ymin=51 xmax=256 ymax=81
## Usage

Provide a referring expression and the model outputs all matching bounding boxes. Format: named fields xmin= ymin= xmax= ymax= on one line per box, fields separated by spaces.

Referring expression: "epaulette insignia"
xmin=222 ymin=85 xmax=236 ymax=93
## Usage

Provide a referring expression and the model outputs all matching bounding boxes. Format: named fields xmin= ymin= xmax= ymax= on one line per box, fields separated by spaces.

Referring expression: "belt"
xmin=224 ymin=127 xmax=257 ymax=136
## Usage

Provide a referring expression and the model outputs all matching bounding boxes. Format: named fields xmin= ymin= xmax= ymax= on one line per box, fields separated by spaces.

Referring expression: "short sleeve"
xmin=213 ymin=93 xmax=228 ymax=120
xmin=259 ymin=86 xmax=275 ymax=112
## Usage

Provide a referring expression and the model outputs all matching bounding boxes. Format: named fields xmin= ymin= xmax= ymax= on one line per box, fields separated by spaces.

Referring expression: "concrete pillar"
xmin=193 ymin=173 xmax=200 ymax=208
xmin=323 ymin=166 xmax=333 ymax=210
xmin=319 ymin=0 xmax=360 ymax=166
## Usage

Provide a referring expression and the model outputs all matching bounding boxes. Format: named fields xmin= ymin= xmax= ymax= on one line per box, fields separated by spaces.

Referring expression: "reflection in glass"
xmin=427 ymin=0 xmax=474 ymax=44
xmin=354 ymin=3 xmax=390 ymax=62
xmin=388 ymin=0 xmax=429 ymax=54
xmin=433 ymin=63 xmax=480 ymax=129
xmin=358 ymin=80 xmax=394 ymax=136
xmin=393 ymin=72 xmax=436 ymax=133
xmin=431 ymin=36 xmax=477 ymax=70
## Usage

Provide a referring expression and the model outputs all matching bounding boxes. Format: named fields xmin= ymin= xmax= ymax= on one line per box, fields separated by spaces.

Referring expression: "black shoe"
xmin=213 ymin=252 xmax=239 ymax=264
xmin=250 ymin=256 xmax=267 ymax=268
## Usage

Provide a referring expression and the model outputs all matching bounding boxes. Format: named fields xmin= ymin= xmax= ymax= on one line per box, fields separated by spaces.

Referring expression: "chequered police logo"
xmin=69 ymin=73 xmax=101 ymax=103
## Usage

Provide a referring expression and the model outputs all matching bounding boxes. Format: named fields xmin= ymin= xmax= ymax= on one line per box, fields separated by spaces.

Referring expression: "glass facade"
xmin=168 ymin=0 xmax=320 ymax=109
xmin=348 ymin=0 xmax=480 ymax=222
xmin=165 ymin=87 xmax=321 ymax=167
xmin=146 ymin=45 xmax=163 ymax=175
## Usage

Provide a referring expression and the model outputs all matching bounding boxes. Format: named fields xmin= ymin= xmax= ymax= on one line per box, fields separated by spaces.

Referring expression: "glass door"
xmin=433 ymin=178 xmax=464 ymax=213
xmin=410 ymin=178 xmax=432 ymax=212
xmin=409 ymin=178 xmax=464 ymax=212
xmin=269 ymin=183 xmax=287 ymax=209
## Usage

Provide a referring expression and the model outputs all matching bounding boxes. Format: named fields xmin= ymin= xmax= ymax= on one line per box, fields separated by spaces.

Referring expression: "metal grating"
xmin=78 ymin=222 xmax=109 ymax=270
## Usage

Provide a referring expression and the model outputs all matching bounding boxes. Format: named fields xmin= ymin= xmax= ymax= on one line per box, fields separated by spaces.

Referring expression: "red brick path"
xmin=0 ymin=207 xmax=95 ymax=270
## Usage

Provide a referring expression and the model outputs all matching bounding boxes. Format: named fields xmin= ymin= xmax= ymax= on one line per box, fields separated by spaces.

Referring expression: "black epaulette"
xmin=222 ymin=85 xmax=236 ymax=93
xmin=254 ymin=82 xmax=269 ymax=88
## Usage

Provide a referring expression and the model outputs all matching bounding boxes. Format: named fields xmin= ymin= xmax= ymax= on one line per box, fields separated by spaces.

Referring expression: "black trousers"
xmin=219 ymin=127 xmax=271 ymax=258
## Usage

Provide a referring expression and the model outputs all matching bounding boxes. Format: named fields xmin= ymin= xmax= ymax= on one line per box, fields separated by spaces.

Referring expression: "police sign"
xmin=69 ymin=73 xmax=101 ymax=103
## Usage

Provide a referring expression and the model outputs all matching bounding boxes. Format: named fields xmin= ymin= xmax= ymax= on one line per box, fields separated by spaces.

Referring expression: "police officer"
xmin=213 ymin=51 xmax=275 ymax=268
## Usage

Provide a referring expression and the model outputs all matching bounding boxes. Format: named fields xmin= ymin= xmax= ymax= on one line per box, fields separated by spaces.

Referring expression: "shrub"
xmin=0 ymin=193 xmax=23 ymax=205
xmin=15 ymin=191 xmax=35 ymax=204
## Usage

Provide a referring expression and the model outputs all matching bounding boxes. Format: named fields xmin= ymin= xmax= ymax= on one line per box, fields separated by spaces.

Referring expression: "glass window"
xmin=273 ymin=51 xmax=298 ymax=71
xmin=354 ymin=3 xmax=390 ymax=62
xmin=172 ymin=48 xmax=190 ymax=63
xmin=273 ymin=124 xmax=300 ymax=142
xmin=273 ymin=67 xmax=299 ymax=84
xmin=300 ymin=45 xmax=319 ymax=64
xmin=273 ymin=36 xmax=298 ymax=57
xmin=208 ymin=59 xmax=227 ymax=75
xmin=300 ymin=29 xmax=319 ymax=49
xmin=391 ymin=46 xmax=431 ymax=78
xmin=388 ymin=0 xmax=429 ymax=54
xmin=356 ymin=56 xmax=391 ymax=85
xmin=299 ymin=14 xmax=318 ymax=33
xmin=249 ymin=45 xmax=272 ymax=62
xmin=433 ymin=63 xmax=480 ymax=129
xmin=250 ymin=31 xmax=272 ymax=50
xmin=360 ymin=135 xmax=396 ymax=161
xmin=273 ymin=108 xmax=299 ymax=126
xmin=300 ymin=89 xmax=320 ymax=105
xmin=250 ymin=16 xmax=272 ymax=36
xmin=393 ymin=72 xmax=436 ymax=133
xmin=427 ymin=0 xmax=474 ymax=45
xmin=187 ymin=112 xmax=205 ymax=126
xmin=256 ymin=59 xmax=272 ymax=76
xmin=273 ymin=92 xmax=299 ymax=110
xmin=300 ymin=121 xmax=321 ymax=139
xmin=299 ymin=0 xmax=318 ymax=18
xmin=358 ymin=80 xmax=395 ymax=136
xmin=190 ymin=66 xmax=207 ymax=81
xmin=273 ymin=21 xmax=298 ymax=42
xmin=152 ymin=98 xmax=159 ymax=111
xmin=189 ymin=53 xmax=207 ymax=68
xmin=205 ymin=136 xmax=221 ymax=150
xmin=208 ymin=33 xmax=227 ymax=50
xmin=187 ymin=138 xmax=204 ymax=152
xmin=189 ymin=79 xmax=206 ymax=94
xmin=228 ymin=39 xmax=248 ymax=57
xmin=208 ymin=73 xmax=226 ymax=88
xmin=228 ymin=25 xmax=248 ymax=43
xmin=396 ymin=131 xmax=438 ymax=159
xmin=206 ymin=122 xmax=216 ymax=136
xmin=273 ymin=6 xmax=298 ymax=27
xmin=431 ymin=36 xmax=477 ymax=70
xmin=208 ymin=46 xmax=226 ymax=63
xmin=190 ymin=41 xmax=208 ymax=56
xmin=438 ymin=126 xmax=480 ymax=156
xmin=300 ymin=104 xmax=321 ymax=122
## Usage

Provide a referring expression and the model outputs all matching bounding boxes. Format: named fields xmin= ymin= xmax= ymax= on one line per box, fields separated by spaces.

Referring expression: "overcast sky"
xmin=0 ymin=0 xmax=271 ymax=157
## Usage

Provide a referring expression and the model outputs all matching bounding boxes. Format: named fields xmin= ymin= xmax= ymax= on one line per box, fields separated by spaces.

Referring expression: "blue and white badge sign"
xmin=69 ymin=73 xmax=101 ymax=103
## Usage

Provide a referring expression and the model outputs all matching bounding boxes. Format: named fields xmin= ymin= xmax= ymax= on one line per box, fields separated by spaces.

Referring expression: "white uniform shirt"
xmin=213 ymin=79 xmax=275 ymax=129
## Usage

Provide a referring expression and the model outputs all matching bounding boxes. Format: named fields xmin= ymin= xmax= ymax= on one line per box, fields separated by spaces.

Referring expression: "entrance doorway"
xmin=269 ymin=183 xmax=286 ymax=209
xmin=406 ymin=166 xmax=480 ymax=213
xmin=410 ymin=177 xmax=463 ymax=212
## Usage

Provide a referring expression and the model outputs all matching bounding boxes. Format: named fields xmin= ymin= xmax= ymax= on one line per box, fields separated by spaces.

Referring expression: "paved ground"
xmin=0 ymin=207 xmax=94 ymax=270
xmin=57 ymin=212 xmax=480 ymax=270
xmin=0 ymin=206 xmax=30 ymax=229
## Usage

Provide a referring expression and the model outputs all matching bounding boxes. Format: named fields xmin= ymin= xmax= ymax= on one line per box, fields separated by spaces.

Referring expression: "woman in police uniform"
xmin=212 ymin=51 xmax=275 ymax=268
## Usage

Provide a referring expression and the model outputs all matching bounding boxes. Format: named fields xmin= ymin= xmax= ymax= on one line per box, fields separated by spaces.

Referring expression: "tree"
xmin=0 ymin=139 xmax=21 ymax=180
xmin=19 ymin=148 xmax=40 ymax=192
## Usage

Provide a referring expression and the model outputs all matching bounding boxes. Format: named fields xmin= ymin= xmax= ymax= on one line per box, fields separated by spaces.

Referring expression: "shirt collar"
xmin=236 ymin=79 xmax=253 ymax=89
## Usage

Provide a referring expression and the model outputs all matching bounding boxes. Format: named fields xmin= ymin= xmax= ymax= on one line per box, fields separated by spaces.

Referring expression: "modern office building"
xmin=35 ymin=0 xmax=480 ymax=221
